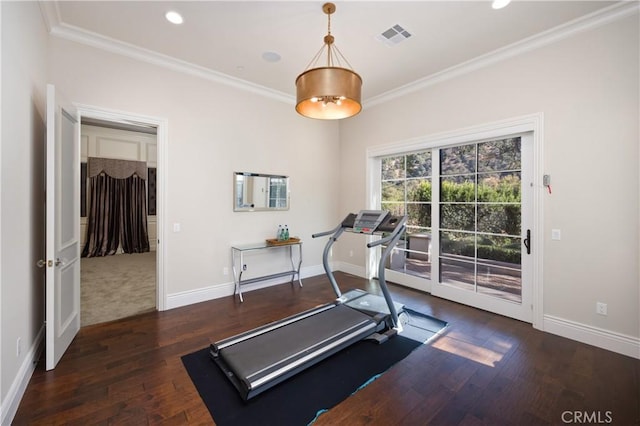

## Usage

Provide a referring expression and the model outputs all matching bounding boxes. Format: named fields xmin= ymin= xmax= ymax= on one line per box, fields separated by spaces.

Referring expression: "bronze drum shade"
xmin=295 ymin=67 xmax=362 ymax=120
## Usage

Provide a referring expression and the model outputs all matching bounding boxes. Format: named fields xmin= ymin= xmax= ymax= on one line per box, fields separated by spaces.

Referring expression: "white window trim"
xmin=366 ymin=113 xmax=544 ymax=330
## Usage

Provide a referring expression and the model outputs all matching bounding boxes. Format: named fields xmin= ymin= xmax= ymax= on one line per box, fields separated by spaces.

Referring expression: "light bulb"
xmin=492 ymin=0 xmax=511 ymax=10
xmin=165 ymin=11 xmax=184 ymax=24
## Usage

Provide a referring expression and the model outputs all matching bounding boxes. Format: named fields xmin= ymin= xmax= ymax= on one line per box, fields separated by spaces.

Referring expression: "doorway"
xmin=76 ymin=105 xmax=167 ymax=324
xmin=79 ymin=121 xmax=157 ymax=325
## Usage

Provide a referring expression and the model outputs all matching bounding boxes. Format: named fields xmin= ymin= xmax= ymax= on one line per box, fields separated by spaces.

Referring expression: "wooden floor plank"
xmin=12 ymin=272 xmax=640 ymax=425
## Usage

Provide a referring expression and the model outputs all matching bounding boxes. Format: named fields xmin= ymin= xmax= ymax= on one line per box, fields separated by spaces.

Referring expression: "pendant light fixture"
xmin=295 ymin=3 xmax=362 ymax=120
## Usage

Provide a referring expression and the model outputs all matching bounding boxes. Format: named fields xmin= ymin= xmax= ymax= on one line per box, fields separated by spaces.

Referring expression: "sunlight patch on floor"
xmin=432 ymin=336 xmax=511 ymax=367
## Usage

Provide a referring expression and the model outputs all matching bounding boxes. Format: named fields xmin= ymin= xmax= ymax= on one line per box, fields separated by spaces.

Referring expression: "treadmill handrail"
xmin=312 ymin=212 xmax=407 ymax=329
xmin=311 ymin=225 xmax=341 ymax=239
xmin=367 ymin=216 xmax=407 ymax=248
xmin=376 ymin=224 xmax=406 ymax=329
xmin=367 ymin=216 xmax=408 ymax=248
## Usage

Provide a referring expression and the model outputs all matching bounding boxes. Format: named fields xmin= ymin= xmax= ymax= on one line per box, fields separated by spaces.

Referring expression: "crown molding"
xmin=40 ymin=1 xmax=638 ymax=108
xmin=366 ymin=1 xmax=640 ymax=107
xmin=38 ymin=0 xmax=61 ymax=34
xmin=39 ymin=1 xmax=294 ymax=105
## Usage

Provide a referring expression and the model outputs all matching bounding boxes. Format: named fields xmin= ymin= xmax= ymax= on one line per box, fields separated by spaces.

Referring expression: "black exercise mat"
xmin=182 ymin=312 xmax=446 ymax=426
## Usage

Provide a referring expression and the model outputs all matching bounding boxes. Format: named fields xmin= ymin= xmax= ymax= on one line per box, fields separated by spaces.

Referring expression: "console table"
xmin=231 ymin=241 xmax=303 ymax=302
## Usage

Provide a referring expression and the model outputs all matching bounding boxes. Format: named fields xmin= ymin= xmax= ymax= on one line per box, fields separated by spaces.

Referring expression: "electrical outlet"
xmin=349 ymin=250 xmax=354 ymax=257
xmin=596 ymin=302 xmax=607 ymax=316
xmin=243 ymin=264 xmax=247 ymax=271
xmin=17 ymin=337 xmax=21 ymax=357
xmin=223 ymin=267 xmax=229 ymax=276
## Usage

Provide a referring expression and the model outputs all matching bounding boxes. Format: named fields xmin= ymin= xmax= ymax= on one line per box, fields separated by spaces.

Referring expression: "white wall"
xmin=49 ymin=37 xmax=341 ymax=301
xmin=338 ymin=15 xmax=639 ymax=352
xmin=0 ymin=1 xmax=49 ymax=422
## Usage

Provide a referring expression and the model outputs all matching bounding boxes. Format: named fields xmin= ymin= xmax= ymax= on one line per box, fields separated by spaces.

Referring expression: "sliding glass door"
xmin=378 ymin=133 xmax=533 ymax=322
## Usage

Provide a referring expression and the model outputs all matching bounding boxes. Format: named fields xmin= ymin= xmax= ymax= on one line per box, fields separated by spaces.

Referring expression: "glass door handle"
xmin=523 ymin=229 xmax=531 ymax=255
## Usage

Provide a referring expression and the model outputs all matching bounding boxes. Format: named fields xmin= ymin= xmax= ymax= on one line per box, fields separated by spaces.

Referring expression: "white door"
xmin=430 ymin=134 xmax=533 ymax=322
xmin=45 ymin=84 xmax=81 ymax=370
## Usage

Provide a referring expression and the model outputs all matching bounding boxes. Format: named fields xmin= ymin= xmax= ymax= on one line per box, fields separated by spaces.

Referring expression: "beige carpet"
xmin=81 ymin=251 xmax=156 ymax=326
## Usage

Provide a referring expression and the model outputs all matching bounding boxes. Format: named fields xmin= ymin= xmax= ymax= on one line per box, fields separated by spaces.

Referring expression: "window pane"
xmin=477 ymin=205 xmax=521 ymax=235
xmin=441 ymin=145 xmax=476 ymax=175
xmin=440 ymin=258 xmax=475 ymax=287
xmin=382 ymin=181 xmax=405 ymax=202
xmin=478 ymin=138 xmax=521 ymax=172
xmin=441 ymin=204 xmax=475 ymax=231
xmin=407 ymin=179 xmax=431 ymax=202
xmin=440 ymin=176 xmax=475 ymax=203
xmin=382 ymin=151 xmax=432 ymax=281
xmin=477 ymin=263 xmax=522 ymax=302
xmin=436 ymin=138 xmax=524 ymax=303
xmin=440 ymin=231 xmax=475 ymax=259
xmin=407 ymin=152 xmax=431 ymax=178
xmin=382 ymin=156 xmax=405 ymax=180
xmin=477 ymin=235 xmax=521 ymax=267
xmin=478 ymin=172 xmax=521 ymax=203
xmin=407 ymin=203 xmax=431 ymax=228
xmin=386 ymin=245 xmax=431 ymax=280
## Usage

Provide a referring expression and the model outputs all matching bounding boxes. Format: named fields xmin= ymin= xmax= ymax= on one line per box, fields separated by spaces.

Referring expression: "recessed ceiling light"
xmin=262 ymin=51 xmax=282 ymax=63
xmin=492 ymin=0 xmax=511 ymax=10
xmin=165 ymin=11 xmax=183 ymax=25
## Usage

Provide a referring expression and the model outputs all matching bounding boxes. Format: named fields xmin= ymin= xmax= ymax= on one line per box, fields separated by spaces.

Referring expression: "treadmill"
xmin=209 ymin=210 xmax=407 ymax=401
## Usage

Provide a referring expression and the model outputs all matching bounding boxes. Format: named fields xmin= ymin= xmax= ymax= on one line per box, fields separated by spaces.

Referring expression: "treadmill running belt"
xmin=220 ymin=305 xmax=376 ymax=386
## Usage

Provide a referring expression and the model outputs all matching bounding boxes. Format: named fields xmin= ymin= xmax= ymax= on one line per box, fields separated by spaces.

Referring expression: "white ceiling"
xmin=45 ymin=1 xmax=628 ymax=104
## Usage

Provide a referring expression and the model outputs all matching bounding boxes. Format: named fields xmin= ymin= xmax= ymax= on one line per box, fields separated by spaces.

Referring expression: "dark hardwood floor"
xmin=13 ymin=272 xmax=640 ymax=425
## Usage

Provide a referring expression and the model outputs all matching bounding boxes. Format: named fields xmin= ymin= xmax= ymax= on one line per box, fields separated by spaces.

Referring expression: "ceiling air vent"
xmin=376 ymin=24 xmax=412 ymax=47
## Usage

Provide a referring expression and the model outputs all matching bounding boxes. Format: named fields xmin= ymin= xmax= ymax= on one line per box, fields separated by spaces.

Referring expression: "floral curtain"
xmin=82 ymin=157 xmax=150 ymax=257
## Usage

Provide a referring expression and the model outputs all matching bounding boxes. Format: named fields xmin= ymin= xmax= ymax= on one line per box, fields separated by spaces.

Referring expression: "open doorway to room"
xmin=79 ymin=117 xmax=159 ymax=326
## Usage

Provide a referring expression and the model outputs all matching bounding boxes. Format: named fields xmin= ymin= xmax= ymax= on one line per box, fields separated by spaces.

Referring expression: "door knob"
xmin=36 ymin=259 xmax=46 ymax=268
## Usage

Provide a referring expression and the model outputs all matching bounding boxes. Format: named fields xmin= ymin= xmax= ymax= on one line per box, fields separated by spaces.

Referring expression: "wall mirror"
xmin=234 ymin=172 xmax=289 ymax=212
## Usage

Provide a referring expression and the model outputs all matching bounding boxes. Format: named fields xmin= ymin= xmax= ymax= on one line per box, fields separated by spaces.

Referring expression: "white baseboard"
xmin=166 ymin=264 xmax=325 ymax=310
xmin=336 ymin=262 xmax=640 ymax=359
xmin=1 ymin=326 xmax=45 ymax=426
xmin=333 ymin=261 xmax=365 ymax=278
xmin=543 ymin=315 xmax=640 ymax=359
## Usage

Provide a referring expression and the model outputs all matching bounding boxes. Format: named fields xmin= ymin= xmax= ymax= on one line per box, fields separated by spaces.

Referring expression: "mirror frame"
xmin=233 ymin=172 xmax=290 ymax=212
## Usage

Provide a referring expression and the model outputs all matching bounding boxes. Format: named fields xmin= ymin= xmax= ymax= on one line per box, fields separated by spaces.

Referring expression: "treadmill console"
xmin=351 ymin=210 xmax=390 ymax=234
